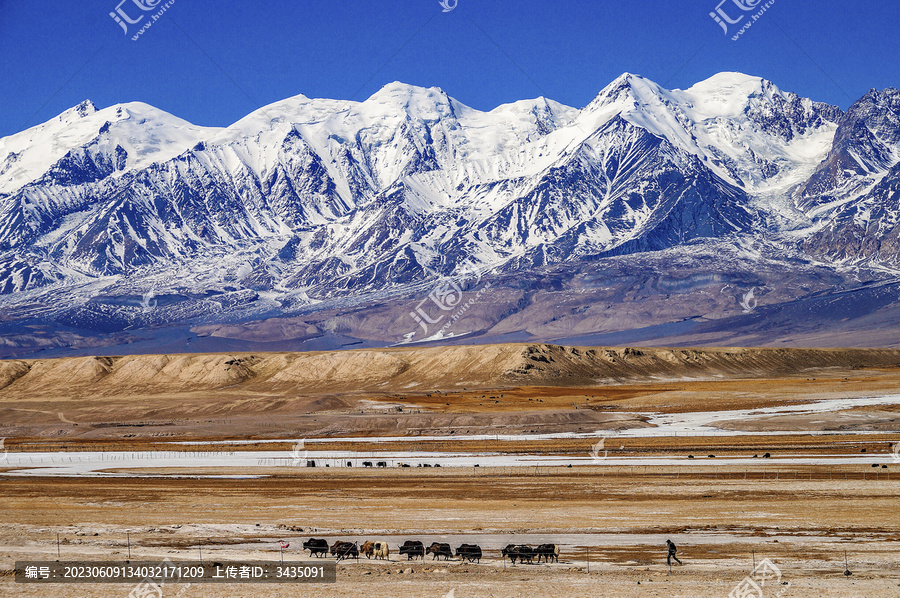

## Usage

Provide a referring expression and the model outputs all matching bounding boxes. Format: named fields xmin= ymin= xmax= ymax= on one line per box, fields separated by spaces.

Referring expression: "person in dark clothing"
xmin=666 ymin=539 xmax=682 ymax=565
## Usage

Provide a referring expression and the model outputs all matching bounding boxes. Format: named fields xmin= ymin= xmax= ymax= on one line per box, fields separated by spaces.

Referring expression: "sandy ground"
xmin=2 ymin=346 xmax=900 ymax=596
xmin=3 ymin=345 xmax=900 ymax=442
xmin=2 ymin=464 xmax=899 ymax=597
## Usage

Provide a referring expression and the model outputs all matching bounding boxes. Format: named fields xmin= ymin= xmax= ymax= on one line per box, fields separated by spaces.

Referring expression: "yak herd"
xmin=301 ymin=538 xmax=560 ymax=564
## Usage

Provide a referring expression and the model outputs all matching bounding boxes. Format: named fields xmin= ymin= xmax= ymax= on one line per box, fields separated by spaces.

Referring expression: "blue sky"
xmin=1 ymin=0 xmax=898 ymax=138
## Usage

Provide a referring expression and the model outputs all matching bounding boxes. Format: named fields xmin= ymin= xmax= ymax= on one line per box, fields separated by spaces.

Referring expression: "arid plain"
xmin=1 ymin=344 xmax=899 ymax=597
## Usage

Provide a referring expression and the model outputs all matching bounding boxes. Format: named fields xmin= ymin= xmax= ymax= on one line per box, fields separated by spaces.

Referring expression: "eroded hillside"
xmin=2 ymin=344 xmax=899 ymax=399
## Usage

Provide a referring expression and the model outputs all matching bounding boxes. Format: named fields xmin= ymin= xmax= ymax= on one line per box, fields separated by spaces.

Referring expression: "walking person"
xmin=666 ymin=539 xmax=682 ymax=566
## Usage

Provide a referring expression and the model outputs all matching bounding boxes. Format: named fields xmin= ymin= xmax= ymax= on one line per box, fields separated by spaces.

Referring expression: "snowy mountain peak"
xmin=687 ymin=71 xmax=768 ymax=90
xmin=4 ymin=73 xmax=900 ymax=354
xmin=59 ymin=99 xmax=98 ymax=122
xmin=369 ymin=81 xmax=450 ymax=101
xmin=0 ymin=100 xmax=215 ymax=195
xmin=862 ymin=86 xmax=900 ymax=102
xmin=799 ymin=86 xmax=900 ymax=208
xmin=850 ymin=86 xmax=900 ymax=146
xmin=1 ymin=72 xmax=895 ymax=313
xmin=683 ymin=72 xmax=773 ymax=113
xmin=572 ymin=71 xmax=842 ymax=191
xmin=584 ymin=72 xmax=662 ymax=111
xmin=364 ymin=81 xmax=460 ymax=123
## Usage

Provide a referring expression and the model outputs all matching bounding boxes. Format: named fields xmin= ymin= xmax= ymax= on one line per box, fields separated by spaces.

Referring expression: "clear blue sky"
xmin=1 ymin=0 xmax=898 ymax=138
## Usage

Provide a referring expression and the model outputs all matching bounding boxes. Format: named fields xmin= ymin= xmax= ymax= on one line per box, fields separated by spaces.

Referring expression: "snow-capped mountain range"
xmin=2 ymin=72 xmax=900 ymax=356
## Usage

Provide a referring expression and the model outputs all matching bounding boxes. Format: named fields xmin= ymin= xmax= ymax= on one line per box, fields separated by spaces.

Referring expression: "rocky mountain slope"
xmin=1 ymin=73 xmax=899 ymax=356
